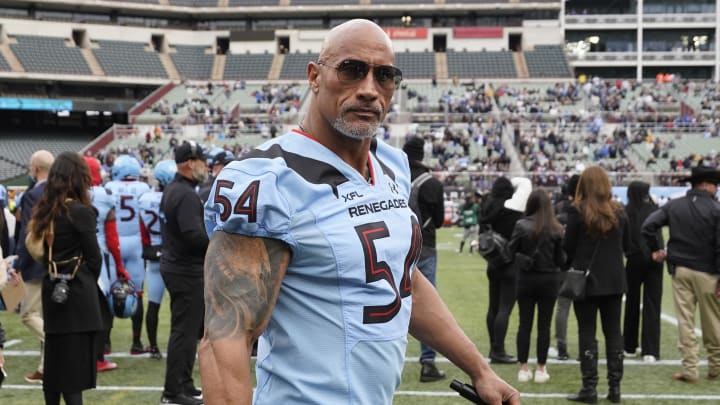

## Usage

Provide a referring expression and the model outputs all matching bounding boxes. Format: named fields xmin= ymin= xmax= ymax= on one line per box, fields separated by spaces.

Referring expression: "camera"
xmin=51 ymin=279 xmax=70 ymax=304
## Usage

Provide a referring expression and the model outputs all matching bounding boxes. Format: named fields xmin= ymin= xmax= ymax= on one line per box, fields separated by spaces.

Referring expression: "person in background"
xmin=105 ymin=155 xmax=151 ymax=355
xmin=10 ymin=149 xmax=54 ymax=384
xmin=29 ymin=152 xmax=106 ymax=405
xmin=200 ymin=19 xmax=519 ymax=405
xmin=641 ymin=166 xmax=720 ymax=384
xmin=508 ymin=189 xmax=565 ymax=384
xmin=564 ymin=166 xmax=629 ymax=404
xmin=0 ymin=185 xmax=10 ymax=255
xmin=159 ymin=142 xmax=208 ymax=405
xmin=402 ymin=135 xmax=446 ymax=382
xmin=553 ymin=173 xmax=579 ymax=361
xmin=480 ymin=176 xmax=527 ymax=364
xmin=198 ymin=150 xmax=234 ymax=204
xmin=84 ymin=156 xmax=127 ymax=372
xmin=457 ymin=192 xmax=480 ymax=254
xmin=623 ymin=181 xmax=664 ymax=362
xmin=138 ymin=160 xmax=177 ymax=360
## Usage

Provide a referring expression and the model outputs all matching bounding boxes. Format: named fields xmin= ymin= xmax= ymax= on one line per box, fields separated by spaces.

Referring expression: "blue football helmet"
xmin=111 ymin=155 xmax=141 ymax=181
xmin=153 ymin=160 xmax=177 ymax=187
xmin=206 ymin=147 xmax=224 ymax=166
xmin=108 ymin=279 xmax=139 ymax=318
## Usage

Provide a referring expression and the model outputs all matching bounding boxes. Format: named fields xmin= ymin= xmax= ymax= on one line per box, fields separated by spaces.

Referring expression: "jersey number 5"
xmin=357 ymin=216 xmax=421 ymax=324
xmin=212 ymin=179 xmax=259 ymax=223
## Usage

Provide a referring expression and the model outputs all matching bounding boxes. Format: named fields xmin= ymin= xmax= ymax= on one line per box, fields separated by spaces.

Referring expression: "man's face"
xmin=312 ymin=33 xmax=398 ymax=140
xmin=190 ymin=159 xmax=209 ymax=183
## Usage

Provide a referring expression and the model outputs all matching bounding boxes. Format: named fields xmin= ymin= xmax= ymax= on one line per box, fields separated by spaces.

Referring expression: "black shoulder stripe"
xmin=370 ymin=139 xmax=396 ymax=181
xmin=240 ymin=144 xmax=349 ymax=197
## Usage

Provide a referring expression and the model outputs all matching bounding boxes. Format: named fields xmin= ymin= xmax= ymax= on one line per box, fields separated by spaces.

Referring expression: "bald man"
xmin=201 ymin=20 xmax=519 ymax=405
xmin=10 ymin=149 xmax=54 ymax=383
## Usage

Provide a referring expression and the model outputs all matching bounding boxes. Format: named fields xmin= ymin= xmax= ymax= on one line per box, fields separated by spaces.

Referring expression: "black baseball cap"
xmin=175 ymin=141 xmax=207 ymax=164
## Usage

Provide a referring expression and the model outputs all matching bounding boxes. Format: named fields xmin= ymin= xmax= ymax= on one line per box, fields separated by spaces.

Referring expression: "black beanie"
xmin=403 ymin=136 xmax=425 ymax=162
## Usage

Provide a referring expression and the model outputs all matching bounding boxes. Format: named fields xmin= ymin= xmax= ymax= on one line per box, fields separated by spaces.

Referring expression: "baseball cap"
xmin=175 ymin=141 xmax=206 ymax=164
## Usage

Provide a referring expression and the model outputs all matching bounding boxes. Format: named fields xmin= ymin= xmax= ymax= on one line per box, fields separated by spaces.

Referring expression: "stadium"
xmin=1 ymin=0 xmax=720 ymax=404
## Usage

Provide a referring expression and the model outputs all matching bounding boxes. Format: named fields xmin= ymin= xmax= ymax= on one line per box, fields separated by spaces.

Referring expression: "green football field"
xmin=1 ymin=227 xmax=718 ymax=404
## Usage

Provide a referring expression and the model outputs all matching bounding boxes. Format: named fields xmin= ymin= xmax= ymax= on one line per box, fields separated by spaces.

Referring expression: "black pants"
xmin=623 ymin=255 xmax=663 ymax=357
xmin=161 ymin=271 xmax=204 ymax=397
xmin=574 ymin=294 xmax=623 ymax=363
xmin=516 ymin=292 xmax=556 ymax=364
xmin=486 ymin=274 xmax=517 ymax=355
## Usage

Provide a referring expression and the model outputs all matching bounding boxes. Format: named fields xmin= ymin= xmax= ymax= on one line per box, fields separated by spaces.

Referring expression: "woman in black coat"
xmin=480 ymin=176 xmax=524 ymax=364
xmin=508 ymin=190 xmax=565 ymax=384
xmin=564 ymin=166 xmax=630 ymax=404
xmin=29 ymin=152 xmax=105 ymax=405
xmin=623 ymin=181 xmax=664 ymax=361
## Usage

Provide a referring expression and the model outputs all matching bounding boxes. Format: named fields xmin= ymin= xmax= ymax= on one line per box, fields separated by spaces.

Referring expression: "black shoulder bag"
xmin=559 ymin=240 xmax=600 ymax=300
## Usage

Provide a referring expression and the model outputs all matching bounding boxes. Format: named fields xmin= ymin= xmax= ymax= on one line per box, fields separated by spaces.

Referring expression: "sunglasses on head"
xmin=318 ymin=59 xmax=403 ymax=90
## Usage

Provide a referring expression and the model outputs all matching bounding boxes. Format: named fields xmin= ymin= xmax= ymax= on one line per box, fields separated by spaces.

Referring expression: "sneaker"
xmin=517 ymin=369 xmax=533 ymax=382
xmin=419 ymin=361 xmax=446 ymax=382
xmin=149 ymin=346 xmax=163 ymax=360
xmin=130 ymin=343 xmax=149 ymax=355
xmin=623 ymin=349 xmax=639 ymax=358
xmin=534 ymin=369 xmax=550 ymax=383
xmin=547 ymin=346 xmax=559 ymax=358
xmin=24 ymin=370 xmax=43 ymax=383
xmin=642 ymin=355 xmax=657 ymax=363
xmin=707 ymin=373 xmax=720 ymax=381
xmin=672 ymin=372 xmax=699 ymax=384
xmin=97 ymin=360 xmax=118 ymax=372
xmin=159 ymin=393 xmax=203 ymax=405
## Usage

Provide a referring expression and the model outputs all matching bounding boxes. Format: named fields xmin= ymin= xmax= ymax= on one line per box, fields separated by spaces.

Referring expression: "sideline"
xmin=2 ymin=384 xmax=720 ymax=401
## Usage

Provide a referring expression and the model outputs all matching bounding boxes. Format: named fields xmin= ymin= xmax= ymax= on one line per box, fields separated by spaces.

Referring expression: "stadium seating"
xmin=446 ymin=50 xmax=517 ymax=78
xmin=168 ymin=0 xmax=219 ymax=6
xmin=224 ymin=52 xmax=274 ymax=80
xmin=0 ymin=54 xmax=11 ymax=71
xmin=93 ymin=40 xmax=168 ymax=78
xmin=0 ymin=133 xmax=93 ymax=174
xmin=228 ymin=0 xmax=278 ymax=5
xmin=395 ymin=51 xmax=436 ymax=79
xmin=524 ymin=45 xmax=573 ymax=78
xmin=279 ymin=51 xmax=318 ymax=80
xmin=10 ymin=35 xmax=91 ymax=75
xmin=170 ymin=45 xmax=215 ymax=80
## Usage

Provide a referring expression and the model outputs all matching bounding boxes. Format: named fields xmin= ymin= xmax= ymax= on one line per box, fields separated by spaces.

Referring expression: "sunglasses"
xmin=317 ymin=59 xmax=403 ymax=91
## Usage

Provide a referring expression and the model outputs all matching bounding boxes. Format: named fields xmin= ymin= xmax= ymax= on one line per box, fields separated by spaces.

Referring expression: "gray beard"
xmin=332 ymin=115 xmax=378 ymax=140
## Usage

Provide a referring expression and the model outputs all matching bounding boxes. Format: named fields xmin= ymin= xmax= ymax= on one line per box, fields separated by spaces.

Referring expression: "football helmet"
xmin=153 ymin=160 xmax=177 ymax=187
xmin=108 ymin=279 xmax=139 ymax=318
xmin=111 ymin=155 xmax=141 ymax=181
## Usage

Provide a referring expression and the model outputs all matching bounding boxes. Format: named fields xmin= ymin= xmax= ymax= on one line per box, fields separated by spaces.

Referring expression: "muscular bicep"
xmin=203 ymin=231 xmax=291 ymax=342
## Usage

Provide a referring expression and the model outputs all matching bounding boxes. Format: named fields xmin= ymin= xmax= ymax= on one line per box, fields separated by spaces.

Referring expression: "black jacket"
xmin=160 ymin=173 xmax=209 ymax=277
xmin=625 ymin=181 xmax=663 ymax=261
xmin=409 ymin=162 xmax=444 ymax=249
xmin=641 ymin=188 xmax=720 ymax=274
xmin=508 ymin=215 xmax=565 ymax=273
xmin=42 ymin=202 xmax=105 ymax=334
xmin=480 ymin=177 xmax=523 ymax=277
xmin=15 ymin=181 xmax=47 ymax=281
xmin=564 ymin=205 xmax=630 ymax=297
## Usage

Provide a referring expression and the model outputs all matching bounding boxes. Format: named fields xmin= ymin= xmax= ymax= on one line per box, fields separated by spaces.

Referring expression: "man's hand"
xmin=651 ymin=249 xmax=666 ymax=263
xmin=472 ymin=372 xmax=520 ymax=405
xmin=116 ymin=266 xmax=130 ymax=281
xmin=8 ymin=269 xmax=21 ymax=286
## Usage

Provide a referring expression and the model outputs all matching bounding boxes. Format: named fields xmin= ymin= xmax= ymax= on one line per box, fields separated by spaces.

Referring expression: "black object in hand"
xmin=450 ymin=379 xmax=487 ymax=404
xmin=450 ymin=379 xmax=512 ymax=405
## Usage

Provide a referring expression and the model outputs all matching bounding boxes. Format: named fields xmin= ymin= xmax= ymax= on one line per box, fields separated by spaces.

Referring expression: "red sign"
xmin=454 ymin=27 xmax=503 ymax=39
xmin=384 ymin=27 xmax=428 ymax=39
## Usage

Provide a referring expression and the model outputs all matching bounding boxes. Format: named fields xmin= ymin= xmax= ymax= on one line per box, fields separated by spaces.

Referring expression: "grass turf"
xmin=1 ymin=227 xmax=718 ymax=404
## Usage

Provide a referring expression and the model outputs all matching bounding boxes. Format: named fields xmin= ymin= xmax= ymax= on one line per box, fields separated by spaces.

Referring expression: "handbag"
xmin=25 ymin=221 xmax=54 ymax=264
xmin=559 ymin=241 xmax=600 ymax=300
xmin=477 ymin=225 xmax=512 ymax=267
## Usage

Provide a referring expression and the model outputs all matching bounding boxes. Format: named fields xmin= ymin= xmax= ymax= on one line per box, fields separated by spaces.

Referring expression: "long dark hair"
xmin=29 ymin=152 xmax=92 ymax=236
xmin=525 ymin=189 xmax=563 ymax=238
xmin=574 ymin=165 xmax=621 ymax=236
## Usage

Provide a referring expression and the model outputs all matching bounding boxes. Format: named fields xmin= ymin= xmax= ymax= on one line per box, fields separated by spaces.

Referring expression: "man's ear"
xmin=307 ymin=62 xmax=320 ymax=93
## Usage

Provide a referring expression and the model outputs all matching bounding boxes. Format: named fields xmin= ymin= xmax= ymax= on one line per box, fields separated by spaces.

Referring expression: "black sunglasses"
xmin=317 ymin=59 xmax=403 ymax=90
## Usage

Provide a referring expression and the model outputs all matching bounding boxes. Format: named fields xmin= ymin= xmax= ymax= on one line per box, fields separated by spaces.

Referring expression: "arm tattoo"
xmin=204 ymin=232 xmax=290 ymax=341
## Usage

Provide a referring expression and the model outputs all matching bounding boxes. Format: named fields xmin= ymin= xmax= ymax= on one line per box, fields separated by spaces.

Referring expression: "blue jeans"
xmin=417 ymin=247 xmax=438 ymax=363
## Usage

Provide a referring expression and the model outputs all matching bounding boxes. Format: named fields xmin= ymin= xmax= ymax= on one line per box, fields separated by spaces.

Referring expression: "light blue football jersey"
xmin=138 ymin=190 xmax=163 ymax=247
xmin=205 ymin=131 xmax=423 ymax=405
xmin=90 ymin=185 xmax=115 ymax=252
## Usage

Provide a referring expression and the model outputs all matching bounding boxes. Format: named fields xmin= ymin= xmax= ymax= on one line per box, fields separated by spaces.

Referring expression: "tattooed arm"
xmin=199 ymin=231 xmax=291 ymax=405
